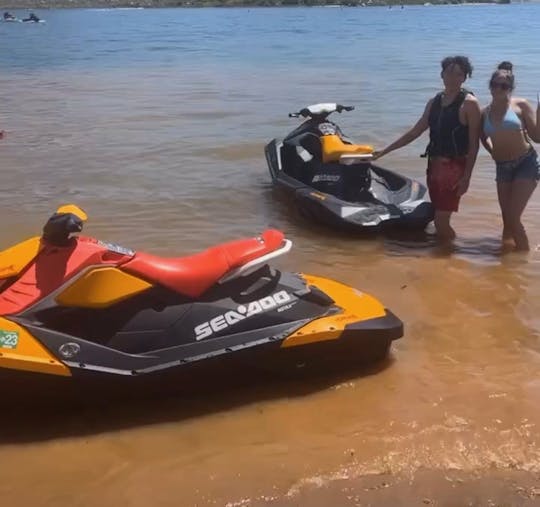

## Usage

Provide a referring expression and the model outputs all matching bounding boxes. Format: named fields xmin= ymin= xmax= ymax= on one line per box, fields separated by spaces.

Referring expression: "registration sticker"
xmin=0 ymin=330 xmax=19 ymax=349
xmin=97 ymin=241 xmax=135 ymax=257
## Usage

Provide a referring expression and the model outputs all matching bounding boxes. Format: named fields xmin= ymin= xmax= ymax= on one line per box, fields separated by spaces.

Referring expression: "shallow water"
xmin=1 ymin=5 xmax=540 ymax=506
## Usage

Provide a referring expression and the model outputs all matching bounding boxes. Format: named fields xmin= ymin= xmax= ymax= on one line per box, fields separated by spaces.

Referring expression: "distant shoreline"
xmin=0 ymin=0 xmax=510 ymax=10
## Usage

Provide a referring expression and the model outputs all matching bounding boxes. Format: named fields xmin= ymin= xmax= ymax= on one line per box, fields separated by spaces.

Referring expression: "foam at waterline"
xmin=282 ymin=420 xmax=540 ymax=499
xmin=223 ymin=418 xmax=540 ymax=506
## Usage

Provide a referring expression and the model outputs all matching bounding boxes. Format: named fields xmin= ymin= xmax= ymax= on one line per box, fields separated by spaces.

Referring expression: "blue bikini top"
xmin=483 ymin=106 xmax=522 ymax=137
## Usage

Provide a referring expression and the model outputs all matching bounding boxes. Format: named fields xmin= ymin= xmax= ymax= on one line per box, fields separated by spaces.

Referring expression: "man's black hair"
xmin=441 ymin=56 xmax=473 ymax=79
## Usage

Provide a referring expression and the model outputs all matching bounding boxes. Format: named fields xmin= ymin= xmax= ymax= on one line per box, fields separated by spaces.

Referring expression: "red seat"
xmin=122 ymin=230 xmax=285 ymax=298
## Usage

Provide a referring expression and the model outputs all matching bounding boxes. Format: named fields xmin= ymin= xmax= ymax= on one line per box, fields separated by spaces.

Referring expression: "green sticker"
xmin=0 ymin=330 xmax=19 ymax=350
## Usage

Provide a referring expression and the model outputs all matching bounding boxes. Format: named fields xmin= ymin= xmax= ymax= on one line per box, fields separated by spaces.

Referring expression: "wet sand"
xmin=252 ymin=469 xmax=540 ymax=507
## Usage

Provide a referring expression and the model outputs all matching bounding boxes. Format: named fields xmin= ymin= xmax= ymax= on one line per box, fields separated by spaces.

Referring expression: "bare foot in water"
xmin=500 ymin=237 xmax=516 ymax=255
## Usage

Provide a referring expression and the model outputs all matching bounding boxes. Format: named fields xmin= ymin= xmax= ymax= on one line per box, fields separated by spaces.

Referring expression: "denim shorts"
xmin=495 ymin=148 xmax=540 ymax=183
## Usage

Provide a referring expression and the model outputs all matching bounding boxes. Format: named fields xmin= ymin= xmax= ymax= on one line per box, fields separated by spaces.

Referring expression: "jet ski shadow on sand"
xmin=265 ymin=103 xmax=434 ymax=234
xmin=2 ymin=356 xmax=394 ymax=443
xmin=0 ymin=205 xmax=403 ymax=432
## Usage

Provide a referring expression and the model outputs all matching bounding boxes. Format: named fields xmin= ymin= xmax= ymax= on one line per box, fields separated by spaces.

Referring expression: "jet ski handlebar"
xmin=289 ymin=104 xmax=355 ymax=119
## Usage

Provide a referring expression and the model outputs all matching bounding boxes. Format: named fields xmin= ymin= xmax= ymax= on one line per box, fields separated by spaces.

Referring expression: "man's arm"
xmin=372 ymin=98 xmax=434 ymax=159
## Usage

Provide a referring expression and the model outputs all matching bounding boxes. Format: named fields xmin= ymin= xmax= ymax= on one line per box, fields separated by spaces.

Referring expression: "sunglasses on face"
xmin=490 ymin=81 xmax=511 ymax=91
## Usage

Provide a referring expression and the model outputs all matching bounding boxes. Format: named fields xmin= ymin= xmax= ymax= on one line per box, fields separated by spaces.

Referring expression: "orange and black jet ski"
xmin=0 ymin=205 xmax=402 ymax=382
xmin=265 ymin=103 xmax=434 ymax=231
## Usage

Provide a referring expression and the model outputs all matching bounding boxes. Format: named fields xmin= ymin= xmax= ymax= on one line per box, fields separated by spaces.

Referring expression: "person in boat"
xmin=480 ymin=61 xmax=540 ymax=252
xmin=372 ymin=56 xmax=481 ymax=241
xmin=24 ymin=13 xmax=40 ymax=22
xmin=3 ymin=12 xmax=16 ymax=20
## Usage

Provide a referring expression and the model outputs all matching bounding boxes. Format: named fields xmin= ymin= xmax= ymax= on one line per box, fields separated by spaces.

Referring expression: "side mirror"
xmin=42 ymin=206 xmax=87 ymax=246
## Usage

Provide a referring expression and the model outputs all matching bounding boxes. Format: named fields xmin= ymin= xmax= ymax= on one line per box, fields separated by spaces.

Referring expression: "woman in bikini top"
xmin=480 ymin=61 xmax=540 ymax=251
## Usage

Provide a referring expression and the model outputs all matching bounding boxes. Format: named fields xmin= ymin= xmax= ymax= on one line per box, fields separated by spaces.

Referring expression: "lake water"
xmin=2 ymin=5 xmax=540 ymax=506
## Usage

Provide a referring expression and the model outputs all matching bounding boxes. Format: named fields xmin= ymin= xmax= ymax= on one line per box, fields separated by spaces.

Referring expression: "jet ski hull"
xmin=0 ymin=289 xmax=401 ymax=405
xmin=0 ymin=311 xmax=400 ymax=405
xmin=292 ymin=186 xmax=435 ymax=232
xmin=0 ymin=273 xmax=401 ymax=379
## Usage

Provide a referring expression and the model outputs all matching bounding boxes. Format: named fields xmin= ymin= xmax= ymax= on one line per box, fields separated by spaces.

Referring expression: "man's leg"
xmin=433 ymin=210 xmax=455 ymax=241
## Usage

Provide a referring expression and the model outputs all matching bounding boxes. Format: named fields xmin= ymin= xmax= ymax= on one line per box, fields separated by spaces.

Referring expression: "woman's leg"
xmin=507 ymin=178 xmax=537 ymax=251
xmin=496 ymin=181 xmax=514 ymax=246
